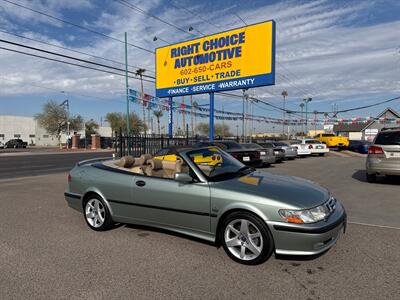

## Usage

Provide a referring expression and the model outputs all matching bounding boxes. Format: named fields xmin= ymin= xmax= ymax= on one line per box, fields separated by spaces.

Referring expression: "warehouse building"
xmin=0 ymin=115 xmax=111 ymax=146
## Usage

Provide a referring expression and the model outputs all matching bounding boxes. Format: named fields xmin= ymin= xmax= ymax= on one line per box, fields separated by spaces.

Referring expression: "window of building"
xmin=29 ymin=134 xmax=35 ymax=138
xmin=43 ymin=134 xmax=49 ymax=138
xmin=0 ymin=134 xmax=4 ymax=140
xmin=14 ymin=134 xmax=21 ymax=138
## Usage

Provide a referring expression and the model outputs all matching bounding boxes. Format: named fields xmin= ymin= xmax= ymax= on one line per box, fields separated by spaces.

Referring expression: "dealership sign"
xmin=155 ymin=20 xmax=276 ymax=97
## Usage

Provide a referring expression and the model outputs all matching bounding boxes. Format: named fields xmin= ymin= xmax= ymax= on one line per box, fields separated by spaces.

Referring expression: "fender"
xmin=82 ymin=187 xmax=114 ymax=216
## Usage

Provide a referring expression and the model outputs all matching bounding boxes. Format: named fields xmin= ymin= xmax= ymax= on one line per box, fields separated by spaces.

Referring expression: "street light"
xmin=303 ymin=97 xmax=312 ymax=136
xmin=60 ymin=91 xmax=70 ymax=149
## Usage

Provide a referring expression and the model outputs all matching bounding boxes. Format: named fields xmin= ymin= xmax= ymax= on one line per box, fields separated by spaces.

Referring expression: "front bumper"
xmin=267 ymin=205 xmax=346 ymax=255
xmin=261 ymin=155 xmax=276 ymax=164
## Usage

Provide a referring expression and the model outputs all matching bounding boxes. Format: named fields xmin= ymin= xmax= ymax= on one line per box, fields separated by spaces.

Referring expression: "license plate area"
xmin=242 ymin=156 xmax=250 ymax=162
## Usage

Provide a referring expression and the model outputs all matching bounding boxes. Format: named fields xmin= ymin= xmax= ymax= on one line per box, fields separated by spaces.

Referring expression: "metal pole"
xmin=209 ymin=92 xmax=215 ymax=142
xmin=242 ymin=89 xmax=245 ymax=142
xmin=140 ymin=75 xmax=145 ymax=134
xmin=124 ymin=32 xmax=130 ymax=135
xmin=168 ymin=96 xmax=173 ymax=138
xmin=282 ymin=96 xmax=286 ymax=137
xmin=190 ymin=95 xmax=193 ymax=137
xmin=222 ymin=104 xmax=225 ymax=139
xmin=66 ymin=99 xmax=70 ymax=149
xmin=305 ymin=101 xmax=308 ymax=136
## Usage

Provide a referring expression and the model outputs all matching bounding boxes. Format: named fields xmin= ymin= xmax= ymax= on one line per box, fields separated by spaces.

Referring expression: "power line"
xmin=1 ymin=0 xmax=155 ymax=54
xmin=0 ymin=46 xmax=156 ymax=84
xmin=0 ymin=38 xmax=156 ymax=80
xmin=0 ymin=29 xmax=155 ymax=73
xmin=168 ymin=0 xmax=221 ymax=30
xmin=115 ymin=0 xmax=195 ymax=36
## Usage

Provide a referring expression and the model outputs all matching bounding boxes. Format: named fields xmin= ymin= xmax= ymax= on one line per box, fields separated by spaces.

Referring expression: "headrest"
xmin=175 ymin=159 xmax=189 ymax=173
xmin=162 ymin=160 xmax=177 ymax=170
xmin=115 ymin=156 xmax=135 ymax=168
xmin=148 ymin=159 xmax=163 ymax=170
xmin=138 ymin=154 xmax=152 ymax=165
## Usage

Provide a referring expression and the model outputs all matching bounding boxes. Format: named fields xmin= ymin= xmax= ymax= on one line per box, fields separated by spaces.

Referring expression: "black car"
xmin=4 ymin=139 xmax=28 ymax=149
xmin=195 ymin=140 xmax=262 ymax=167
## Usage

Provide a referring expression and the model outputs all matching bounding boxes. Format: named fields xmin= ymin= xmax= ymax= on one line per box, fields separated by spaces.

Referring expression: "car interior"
xmin=102 ymin=154 xmax=190 ymax=179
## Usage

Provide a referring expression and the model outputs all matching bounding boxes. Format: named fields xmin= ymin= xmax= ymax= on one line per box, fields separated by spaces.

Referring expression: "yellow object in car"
xmin=154 ymin=152 xmax=222 ymax=166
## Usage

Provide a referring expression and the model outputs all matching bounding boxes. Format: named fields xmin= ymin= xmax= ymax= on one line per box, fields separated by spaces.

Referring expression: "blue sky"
xmin=1 ymin=0 xmax=400 ymax=133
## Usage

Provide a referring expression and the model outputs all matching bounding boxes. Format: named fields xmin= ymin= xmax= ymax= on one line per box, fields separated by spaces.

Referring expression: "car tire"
xmin=83 ymin=195 xmax=114 ymax=231
xmin=219 ymin=211 xmax=274 ymax=265
xmin=366 ymin=173 xmax=376 ymax=183
xmin=319 ymin=153 xmax=325 ymax=156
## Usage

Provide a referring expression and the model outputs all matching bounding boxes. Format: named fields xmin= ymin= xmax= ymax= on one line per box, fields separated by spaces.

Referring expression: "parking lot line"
xmin=348 ymin=221 xmax=400 ymax=230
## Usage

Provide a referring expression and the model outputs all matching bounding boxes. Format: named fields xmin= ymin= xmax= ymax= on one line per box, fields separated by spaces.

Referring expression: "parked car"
xmin=195 ymin=141 xmax=262 ymax=167
xmin=0 ymin=141 xmax=4 ymax=149
xmin=348 ymin=140 xmax=371 ymax=154
xmin=366 ymin=128 xmax=400 ymax=182
xmin=301 ymin=139 xmax=329 ymax=156
xmin=65 ymin=146 xmax=346 ymax=265
xmin=240 ymin=143 xmax=276 ymax=166
xmin=256 ymin=142 xmax=286 ymax=162
xmin=154 ymin=145 xmax=222 ymax=166
xmin=315 ymin=133 xmax=349 ymax=149
xmin=288 ymin=140 xmax=312 ymax=156
xmin=4 ymin=139 xmax=27 ymax=148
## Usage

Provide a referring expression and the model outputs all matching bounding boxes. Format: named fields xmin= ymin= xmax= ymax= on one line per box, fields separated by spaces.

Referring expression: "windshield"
xmin=375 ymin=131 xmax=400 ymax=145
xmin=273 ymin=142 xmax=289 ymax=146
xmin=186 ymin=147 xmax=252 ymax=181
xmin=322 ymin=134 xmax=335 ymax=137
xmin=214 ymin=141 xmax=243 ymax=149
xmin=241 ymin=143 xmax=262 ymax=149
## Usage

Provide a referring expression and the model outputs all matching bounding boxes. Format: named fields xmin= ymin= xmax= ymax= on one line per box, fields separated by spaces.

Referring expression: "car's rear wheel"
xmin=366 ymin=172 xmax=376 ymax=183
xmin=83 ymin=196 xmax=114 ymax=231
xmin=220 ymin=211 xmax=274 ymax=265
xmin=319 ymin=153 xmax=325 ymax=156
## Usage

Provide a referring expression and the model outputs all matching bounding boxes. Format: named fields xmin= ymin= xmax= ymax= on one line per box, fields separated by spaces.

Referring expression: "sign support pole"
xmin=168 ymin=96 xmax=173 ymax=138
xmin=209 ymin=92 xmax=214 ymax=142
xmin=124 ymin=32 xmax=130 ymax=136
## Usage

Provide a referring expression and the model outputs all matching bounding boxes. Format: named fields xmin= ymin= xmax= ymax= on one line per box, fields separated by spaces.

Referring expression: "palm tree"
xmin=192 ymin=100 xmax=199 ymax=135
xmin=153 ymin=110 xmax=163 ymax=135
xmin=281 ymin=90 xmax=288 ymax=136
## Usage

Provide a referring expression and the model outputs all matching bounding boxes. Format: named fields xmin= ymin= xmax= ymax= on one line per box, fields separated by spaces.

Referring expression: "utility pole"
xmin=287 ymin=111 xmax=291 ymax=139
xmin=60 ymin=91 xmax=70 ymax=149
xmin=313 ymin=110 xmax=318 ymax=134
xmin=303 ymin=97 xmax=312 ymax=136
xmin=190 ymin=95 xmax=194 ymax=137
xmin=182 ymin=96 xmax=185 ymax=134
xmin=281 ymin=90 xmax=288 ymax=137
xmin=124 ymin=32 xmax=130 ymax=135
xmin=299 ymin=102 xmax=305 ymax=136
xmin=135 ymin=68 xmax=146 ymax=134
xmin=222 ymin=104 xmax=225 ymax=138
xmin=242 ymin=89 xmax=247 ymax=142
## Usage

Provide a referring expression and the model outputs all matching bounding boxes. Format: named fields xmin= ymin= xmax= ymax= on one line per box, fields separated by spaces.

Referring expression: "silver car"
xmin=240 ymin=143 xmax=276 ymax=166
xmin=366 ymin=128 xmax=400 ymax=182
xmin=65 ymin=147 xmax=346 ymax=265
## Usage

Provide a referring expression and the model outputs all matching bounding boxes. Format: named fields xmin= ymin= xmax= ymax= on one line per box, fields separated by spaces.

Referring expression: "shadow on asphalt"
xmin=122 ymin=223 xmax=329 ymax=262
xmin=352 ymin=170 xmax=400 ymax=185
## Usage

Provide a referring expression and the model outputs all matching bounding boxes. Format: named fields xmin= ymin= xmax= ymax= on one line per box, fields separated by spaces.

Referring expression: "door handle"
xmin=136 ymin=180 xmax=146 ymax=187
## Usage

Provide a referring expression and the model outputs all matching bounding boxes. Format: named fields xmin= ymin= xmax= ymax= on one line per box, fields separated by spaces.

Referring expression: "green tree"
xmin=35 ymin=100 xmax=83 ymax=145
xmin=85 ymin=119 xmax=99 ymax=137
xmin=153 ymin=110 xmax=163 ymax=135
xmin=197 ymin=122 xmax=232 ymax=137
xmin=105 ymin=112 xmax=145 ymax=135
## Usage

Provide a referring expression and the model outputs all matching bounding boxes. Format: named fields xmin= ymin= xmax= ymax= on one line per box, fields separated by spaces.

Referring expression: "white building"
xmin=0 ymin=115 xmax=112 ymax=146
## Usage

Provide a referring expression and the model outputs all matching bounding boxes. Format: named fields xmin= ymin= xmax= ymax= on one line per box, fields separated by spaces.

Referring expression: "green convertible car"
xmin=65 ymin=147 xmax=346 ymax=265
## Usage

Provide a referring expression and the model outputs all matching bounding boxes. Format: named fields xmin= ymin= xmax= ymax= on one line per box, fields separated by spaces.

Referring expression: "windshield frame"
xmin=180 ymin=147 xmax=250 ymax=182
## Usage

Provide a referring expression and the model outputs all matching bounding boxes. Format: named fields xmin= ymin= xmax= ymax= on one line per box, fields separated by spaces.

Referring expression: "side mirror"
xmin=174 ymin=172 xmax=193 ymax=183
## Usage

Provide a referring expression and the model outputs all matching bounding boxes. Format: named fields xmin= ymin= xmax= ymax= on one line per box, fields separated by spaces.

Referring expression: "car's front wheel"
xmin=220 ymin=211 xmax=274 ymax=265
xmin=83 ymin=196 xmax=114 ymax=231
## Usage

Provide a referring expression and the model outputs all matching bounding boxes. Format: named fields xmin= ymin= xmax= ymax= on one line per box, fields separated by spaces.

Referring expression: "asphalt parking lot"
xmin=1 ymin=154 xmax=399 ymax=299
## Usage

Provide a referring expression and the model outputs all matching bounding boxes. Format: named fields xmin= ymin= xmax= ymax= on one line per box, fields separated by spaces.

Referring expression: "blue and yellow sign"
xmin=155 ymin=20 xmax=275 ymax=97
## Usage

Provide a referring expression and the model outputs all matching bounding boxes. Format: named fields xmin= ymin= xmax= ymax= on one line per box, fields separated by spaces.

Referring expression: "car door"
xmin=124 ymin=174 xmax=211 ymax=232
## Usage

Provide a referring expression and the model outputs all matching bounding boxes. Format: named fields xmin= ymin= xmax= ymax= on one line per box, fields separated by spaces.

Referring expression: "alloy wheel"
xmin=85 ymin=198 xmax=105 ymax=228
xmin=224 ymin=219 xmax=264 ymax=261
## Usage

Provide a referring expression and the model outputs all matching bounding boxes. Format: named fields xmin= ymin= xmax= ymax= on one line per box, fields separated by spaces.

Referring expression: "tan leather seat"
xmin=144 ymin=159 xmax=164 ymax=177
xmin=161 ymin=160 xmax=177 ymax=179
xmin=115 ymin=156 xmax=135 ymax=168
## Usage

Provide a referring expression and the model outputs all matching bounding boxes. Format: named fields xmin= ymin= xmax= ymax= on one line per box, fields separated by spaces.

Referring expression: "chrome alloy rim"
xmin=224 ymin=219 xmax=263 ymax=261
xmin=85 ymin=199 xmax=105 ymax=228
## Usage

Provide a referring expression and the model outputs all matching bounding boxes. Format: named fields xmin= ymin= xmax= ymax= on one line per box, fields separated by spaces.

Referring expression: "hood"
xmin=213 ymin=171 xmax=329 ymax=209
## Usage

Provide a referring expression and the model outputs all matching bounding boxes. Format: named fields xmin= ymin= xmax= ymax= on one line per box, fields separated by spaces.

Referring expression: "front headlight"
xmin=279 ymin=198 xmax=336 ymax=224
